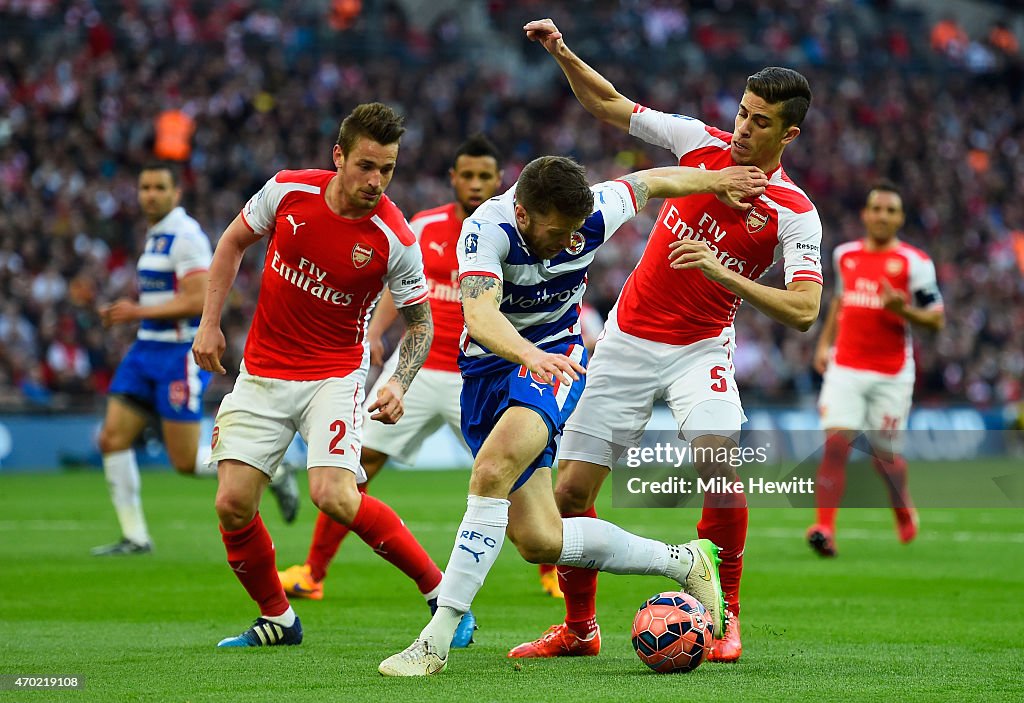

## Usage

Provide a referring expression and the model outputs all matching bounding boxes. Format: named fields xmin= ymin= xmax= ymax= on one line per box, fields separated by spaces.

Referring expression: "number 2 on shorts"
xmin=328 ymin=419 xmax=347 ymax=455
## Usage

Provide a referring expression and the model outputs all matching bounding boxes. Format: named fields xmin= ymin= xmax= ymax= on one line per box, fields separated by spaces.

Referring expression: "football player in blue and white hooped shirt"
xmin=379 ymin=156 xmax=767 ymax=676
xmin=92 ymin=163 xmax=213 ymax=557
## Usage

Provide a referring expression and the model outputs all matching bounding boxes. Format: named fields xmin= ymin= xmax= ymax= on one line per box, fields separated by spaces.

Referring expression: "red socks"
xmin=872 ymin=454 xmax=911 ymax=509
xmin=350 ymin=493 xmax=442 ymax=595
xmin=698 ymin=490 xmax=748 ymax=617
xmin=816 ymin=433 xmax=853 ymax=528
xmin=306 ymin=484 xmax=367 ymax=582
xmin=221 ymin=512 xmax=290 ymax=617
xmin=559 ymin=506 xmax=599 ymax=637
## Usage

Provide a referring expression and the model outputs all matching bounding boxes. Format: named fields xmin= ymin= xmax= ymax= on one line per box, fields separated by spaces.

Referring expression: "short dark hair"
xmin=745 ymin=67 xmax=812 ymax=128
xmin=868 ymin=179 xmax=901 ymax=198
xmin=336 ymin=102 xmax=406 ymax=155
xmin=454 ymin=133 xmax=503 ymax=168
xmin=516 ymin=156 xmax=593 ymax=222
xmin=140 ymin=161 xmax=181 ymax=186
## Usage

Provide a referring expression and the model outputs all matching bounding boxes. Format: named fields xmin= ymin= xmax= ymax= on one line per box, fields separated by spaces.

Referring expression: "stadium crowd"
xmin=0 ymin=0 xmax=1021 ymax=411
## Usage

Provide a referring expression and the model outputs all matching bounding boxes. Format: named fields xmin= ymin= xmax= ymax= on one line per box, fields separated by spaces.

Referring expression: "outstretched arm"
xmin=620 ymin=166 xmax=768 ymax=211
xmin=524 ymin=18 xmax=635 ymax=131
xmin=461 ymin=275 xmax=584 ymax=385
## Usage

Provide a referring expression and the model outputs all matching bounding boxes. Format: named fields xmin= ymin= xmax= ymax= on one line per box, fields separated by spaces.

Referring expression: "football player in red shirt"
xmin=809 ymin=181 xmax=944 ymax=556
xmin=276 ymin=136 xmax=502 ymax=632
xmin=518 ymin=18 xmax=824 ymax=662
xmin=192 ymin=103 xmax=457 ymax=648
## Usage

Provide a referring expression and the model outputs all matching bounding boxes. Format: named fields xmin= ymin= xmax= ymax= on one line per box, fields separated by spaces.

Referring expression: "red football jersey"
xmin=409 ymin=203 xmax=463 ymax=373
xmin=615 ymin=106 xmax=824 ymax=346
xmin=239 ymin=169 xmax=428 ymax=380
xmin=832 ymin=240 xmax=943 ymax=377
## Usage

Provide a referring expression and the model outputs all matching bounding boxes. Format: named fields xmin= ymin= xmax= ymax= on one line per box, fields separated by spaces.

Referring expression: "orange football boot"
xmin=277 ymin=564 xmax=324 ymax=600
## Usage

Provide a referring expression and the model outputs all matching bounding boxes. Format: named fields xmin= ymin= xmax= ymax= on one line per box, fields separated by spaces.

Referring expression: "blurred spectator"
xmin=0 ymin=0 xmax=1021 ymax=412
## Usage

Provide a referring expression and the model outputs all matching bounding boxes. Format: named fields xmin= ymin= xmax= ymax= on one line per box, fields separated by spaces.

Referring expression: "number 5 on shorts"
xmin=328 ymin=419 xmax=347 ymax=455
xmin=710 ymin=366 xmax=728 ymax=393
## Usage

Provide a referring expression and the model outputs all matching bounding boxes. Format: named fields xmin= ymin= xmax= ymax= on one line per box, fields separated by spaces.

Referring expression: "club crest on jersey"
xmin=885 ymin=258 xmax=904 ymax=276
xmin=211 ymin=425 xmax=220 ymax=450
xmin=565 ymin=232 xmax=586 ymax=256
xmin=745 ymin=207 xmax=769 ymax=233
xmin=351 ymin=243 xmax=374 ymax=268
xmin=464 ymin=232 xmax=479 ymax=263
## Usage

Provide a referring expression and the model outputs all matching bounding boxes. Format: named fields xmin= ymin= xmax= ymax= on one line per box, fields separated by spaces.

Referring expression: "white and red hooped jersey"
xmin=409 ymin=202 xmax=463 ymax=374
xmin=615 ymin=106 xmax=823 ymax=345
xmin=832 ymin=240 xmax=943 ymax=378
xmin=239 ymin=169 xmax=428 ymax=381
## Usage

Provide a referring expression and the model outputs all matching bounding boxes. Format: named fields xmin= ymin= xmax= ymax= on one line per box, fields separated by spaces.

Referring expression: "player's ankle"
xmin=566 ymin=617 xmax=598 ymax=639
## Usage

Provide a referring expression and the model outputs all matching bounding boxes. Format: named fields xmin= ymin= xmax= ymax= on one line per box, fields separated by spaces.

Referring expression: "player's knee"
xmin=553 ymin=479 xmax=595 ymax=515
xmin=97 ymin=425 xmax=131 ymax=455
xmin=690 ymin=434 xmax=740 ymax=482
xmin=508 ymin=530 xmax=560 ymax=564
xmin=169 ymin=455 xmax=196 ymax=475
xmin=309 ymin=481 xmax=361 ymax=525
xmin=469 ymin=457 xmax=518 ymax=495
xmin=215 ymin=491 xmax=257 ymax=531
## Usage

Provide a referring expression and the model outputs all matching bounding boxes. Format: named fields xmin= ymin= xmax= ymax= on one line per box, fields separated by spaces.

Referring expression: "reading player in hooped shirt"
xmin=522 ymin=18 xmax=823 ymax=663
xmin=277 ymin=135 xmax=503 ymax=621
xmin=808 ymin=181 xmax=944 ymax=557
xmin=378 ymin=156 xmax=769 ymax=677
xmin=192 ymin=103 xmax=448 ymax=648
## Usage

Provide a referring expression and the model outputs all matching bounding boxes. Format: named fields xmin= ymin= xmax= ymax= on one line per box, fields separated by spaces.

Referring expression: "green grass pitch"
xmin=1 ymin=465 xmax=1021 ymax=702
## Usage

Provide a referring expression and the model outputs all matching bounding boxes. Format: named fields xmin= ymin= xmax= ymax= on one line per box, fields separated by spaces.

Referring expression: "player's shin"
xmin=350 ymin=493 xmax=442 ymax=594
xmin=558 ymin=506 xmax=599 ymax=636
xmin=103 ymin=449 xmax=151 ymax=546
xmin=557 ymin=517 xmax=691 ymax=578
xmin=697 ymin=491 xmax=747 ymax=616
xmin=421 ymin=494 xmax=509 ymax=656
xmin=220 ymin=512 xmax=291 ymax=619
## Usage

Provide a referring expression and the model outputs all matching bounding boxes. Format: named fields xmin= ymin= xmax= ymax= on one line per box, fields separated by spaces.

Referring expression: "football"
xmin=631 ymin=591 xmax=713 ymax=673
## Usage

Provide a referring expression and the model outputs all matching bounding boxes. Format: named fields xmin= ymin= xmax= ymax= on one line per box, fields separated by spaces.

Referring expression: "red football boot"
xmin=707 ymin=611 xmax=741 ymax=662
xmin=507 ymin=623 xmax=601 ymax=658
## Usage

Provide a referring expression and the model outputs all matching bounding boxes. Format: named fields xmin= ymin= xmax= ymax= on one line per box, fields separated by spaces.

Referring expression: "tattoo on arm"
xmin=391 ymin=301 xmax=434 ymax=392
xmin=620 ymin=174 xmax=650 ymax=211
xmin=460 ymin=274 xmax=502 ymax=303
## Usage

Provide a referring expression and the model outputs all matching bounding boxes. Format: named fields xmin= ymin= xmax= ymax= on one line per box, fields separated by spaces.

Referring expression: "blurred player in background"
xmin=808 ymin=181 xmax=944 ymax=556
xmin=192 ymin=103 xmax=464 ymax=648
xmin=92 ymin=163 xmax=213 ymax=557
xmin=379 ymin=156 xmax=768 ymax=676
xmin=277 ymin=135 xmax=502 ymax=630
xmin=520 ymin=18 xmax=822 ymax=662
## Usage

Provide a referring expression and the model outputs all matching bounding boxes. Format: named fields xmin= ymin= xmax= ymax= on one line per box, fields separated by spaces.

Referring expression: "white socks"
xmin=557 ymin=517 xmax=692 ymax=581
xmin=421 ymin=494 xmax=509 ymax=657
xmin=263 ymin=605 xmax=296 ymax=627
xmin=103 ymin=449 xmax=151 ymax=546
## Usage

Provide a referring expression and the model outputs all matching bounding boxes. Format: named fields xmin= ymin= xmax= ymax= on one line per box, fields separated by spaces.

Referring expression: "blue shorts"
xmin=461 ymin=341 xmax=587 ymax=493
xmin=109 ymin=340 xmax=211 ymax=422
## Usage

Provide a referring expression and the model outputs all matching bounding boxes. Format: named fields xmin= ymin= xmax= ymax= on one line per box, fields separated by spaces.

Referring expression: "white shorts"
xmin=210 ymin=362 xmax=367 ymax=481
xmin=561 ymin=312 xmax=747 ymax=467
xmin=361 ymin=349 xmax=467 ymax=465
xmin=818 ymin=363 xmax=913 ymax=434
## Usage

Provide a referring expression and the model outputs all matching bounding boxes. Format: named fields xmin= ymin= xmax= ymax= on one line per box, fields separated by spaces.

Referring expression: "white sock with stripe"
xmin=263 ymin=606 xmax=296 ymax=628
xmin=103 ymin=449 xmax=151 ymax=545
xmin=557 ymin=517 xmax=692 ymax=579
